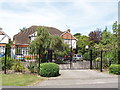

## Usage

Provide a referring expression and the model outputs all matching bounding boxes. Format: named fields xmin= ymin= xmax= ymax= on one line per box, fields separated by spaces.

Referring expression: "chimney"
xmin=67 ymin=29 xmax=70 ymax=32
xmin=0 ymin=27 xmax=2 ymax=30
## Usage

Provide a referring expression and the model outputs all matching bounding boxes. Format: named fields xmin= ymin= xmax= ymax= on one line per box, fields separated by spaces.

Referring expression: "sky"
xmin=0 ymin=0 xmax=119 ymax=39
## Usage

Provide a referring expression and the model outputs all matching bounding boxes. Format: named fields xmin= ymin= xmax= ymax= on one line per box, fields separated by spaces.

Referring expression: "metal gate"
xmin=57 ymin=50 xmax=102 ymax=70
xmin=59 ymin=60 xmax=90 ymax=70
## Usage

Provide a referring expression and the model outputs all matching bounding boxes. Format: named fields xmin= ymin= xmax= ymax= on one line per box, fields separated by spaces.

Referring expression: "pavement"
xmin=34 ymin=69 xmax=119 ymax=88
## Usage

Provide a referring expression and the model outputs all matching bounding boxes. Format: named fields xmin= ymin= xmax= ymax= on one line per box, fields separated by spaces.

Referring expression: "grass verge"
xmin=1 ymin=74 xmax=46 ymax=86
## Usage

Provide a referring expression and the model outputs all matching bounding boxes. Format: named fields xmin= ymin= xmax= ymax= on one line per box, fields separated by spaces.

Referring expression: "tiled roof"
xmin=47 ymin=27 xmax=63 ymax=36
xmin=0 ymin=30 xmax=5 ymax=35
xmin=13 ymin=26 xmax=63 ymax=45
xmin=60 ymin=30 xmax=77 ymax=40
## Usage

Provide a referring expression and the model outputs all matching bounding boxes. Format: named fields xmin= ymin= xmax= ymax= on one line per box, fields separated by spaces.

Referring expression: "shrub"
xmin=12 ymin=61 xmax=26 ymax=72
xmin=0 ymin=57 xmax=15 ymax=70
xmin=40 ymin=63 xmax=59 ymax=77
xmin=28 ymin=62 xmax=38 ymax=73
xmin=95 ymin=57 xmax=100 ymax=62
xmin=109 ymin=64 xmax=120 ymax=75
xmin=83 ymin=53 xmax=89 ymax=60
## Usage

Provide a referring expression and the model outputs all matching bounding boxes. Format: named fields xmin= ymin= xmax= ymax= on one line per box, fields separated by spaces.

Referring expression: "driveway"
xmin=35 ymin=70 xmax=118 ymax=88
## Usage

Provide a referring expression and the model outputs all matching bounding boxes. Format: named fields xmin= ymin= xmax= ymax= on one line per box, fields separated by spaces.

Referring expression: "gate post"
xmin=48 ymin=49 xmax=52 ymax=62
xmin=38 ymin=48 xmax=41 ymax=75
xmin=90 ymin=49 xmax=92 ymax=69
xmin=70 ymin=57 xmax=72 ymax=69
xmin=70 ymin=52 xmax=73 ymax=69
xmin=100 ymin=50 xmax=103 ymax=72
xmin=4 ymin=47 xmax=7 ymax=74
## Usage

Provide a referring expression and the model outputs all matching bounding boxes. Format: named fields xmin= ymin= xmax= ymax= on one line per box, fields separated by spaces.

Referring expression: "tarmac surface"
xmin=34 ymin=69 xmax=119 ymax=88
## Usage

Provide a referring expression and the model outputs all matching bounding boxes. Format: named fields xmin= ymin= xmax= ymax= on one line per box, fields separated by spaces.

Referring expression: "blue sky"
xmin=0 ymin=0 xmax=119 ymax=38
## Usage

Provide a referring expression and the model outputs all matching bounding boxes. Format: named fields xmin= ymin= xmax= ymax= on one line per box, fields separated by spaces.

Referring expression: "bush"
xmin=83 ymin=53 xmax=89 ymax=60
xmin=40 ymin=63 xmax=59 ymax=77
xmin=109 ymin=64 xmax=120 ymax=75
xmin=95 ymin=57 xmax=100 ymax=62
xmin=0 ymin=57 xmax=15 ymax=70
xmin=28 ymin=62 xmax=38 ymax=73
xmin=12 ymin=61 xmax=26 ymax=72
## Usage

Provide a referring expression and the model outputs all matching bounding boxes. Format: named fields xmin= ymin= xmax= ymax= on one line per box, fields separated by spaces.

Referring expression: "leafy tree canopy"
xmin=88 ymin=28 xmax=102 ymax=45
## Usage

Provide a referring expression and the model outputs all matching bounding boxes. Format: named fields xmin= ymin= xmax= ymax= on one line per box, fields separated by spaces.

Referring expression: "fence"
xmin=91 ymin=49 xmax=118 ymax=72
xmin=0 ymin=45 xmax=118 ymax=74
xmin=0 ymin=46 xmax=41 ymax=74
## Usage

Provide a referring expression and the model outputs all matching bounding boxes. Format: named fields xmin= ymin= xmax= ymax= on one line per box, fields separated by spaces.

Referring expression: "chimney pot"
xmin=67 ymin=29 xmax=70 ymax=32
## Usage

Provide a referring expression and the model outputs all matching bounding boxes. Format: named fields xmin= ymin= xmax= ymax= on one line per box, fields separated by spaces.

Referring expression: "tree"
xmin=112 ymin=21 xmax=120 ymax=64
xmin=118 ymin=24 xmax=120 ymax=64
xmin=73 ymin=33 xmax=81 ymax=39
xmin=20 ymin=27 xmax=26 ymax=32
xmin=94 ymin=26 xmax=118 ymax=65
xmin=101 ymin=28 xmax=113 ymax=46
xmin=88 ymin=29 xmax=102 ymax=45
xmin=74 ymin=35 xmax=90 ymax=55
xmin=50 ymin=35 xmax=70 ymax=59
xmin=112 ymin=21 xmax=118 ymax=35
xmin=29 ymin=26 xmax=70 ymax=61
xmin=29 ymin=26 xmax=52 ymax=57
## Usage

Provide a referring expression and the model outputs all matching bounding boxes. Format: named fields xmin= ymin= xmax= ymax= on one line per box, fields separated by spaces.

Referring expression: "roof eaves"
xmin=0 ymin=30 xmax=11 ymax=39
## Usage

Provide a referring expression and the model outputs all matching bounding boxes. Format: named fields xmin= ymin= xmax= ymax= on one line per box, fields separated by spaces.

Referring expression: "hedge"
xmin=39 ymin=63 xmax=59 ymax=77
xmin=109 ymin=64 xmax=120 ymax=75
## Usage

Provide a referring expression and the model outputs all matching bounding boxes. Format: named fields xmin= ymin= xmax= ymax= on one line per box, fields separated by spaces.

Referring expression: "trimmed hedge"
xmin=109 ymin=64 xmax=120 ymax=75
xmin=39 ymin=63 xmax=59 ymax=77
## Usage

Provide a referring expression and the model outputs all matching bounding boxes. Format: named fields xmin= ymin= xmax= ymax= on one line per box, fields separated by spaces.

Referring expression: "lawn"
xmin=1 ymin=74 xmax=46 ymax=86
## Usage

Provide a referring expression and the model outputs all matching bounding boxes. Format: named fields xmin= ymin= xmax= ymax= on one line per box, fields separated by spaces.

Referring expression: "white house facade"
xmin=0 ymin=28 xmax=11 ymax=54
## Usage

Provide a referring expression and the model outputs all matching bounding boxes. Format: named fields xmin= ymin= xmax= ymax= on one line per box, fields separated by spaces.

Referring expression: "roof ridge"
xmin=13 ymin=25 xmax=64 ymax=45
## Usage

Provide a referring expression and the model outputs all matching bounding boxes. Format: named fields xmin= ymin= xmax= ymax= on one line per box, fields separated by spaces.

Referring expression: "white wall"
xmin=0 ymin=46 xmax=5 ymax=53
xmin=29 ymin=32 xmax=37 ymax=42
xmin=64 ymin=39 xmax=76 ymax=49
xmin=11 ymin=48 xmax=15 ymax=58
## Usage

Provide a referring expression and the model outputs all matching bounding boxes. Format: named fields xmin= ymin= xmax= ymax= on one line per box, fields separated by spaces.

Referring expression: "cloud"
xmin=0 ymin=0 xmax=118 ymax=38
xmin=0 ymin=0 xmax=119 ymax=2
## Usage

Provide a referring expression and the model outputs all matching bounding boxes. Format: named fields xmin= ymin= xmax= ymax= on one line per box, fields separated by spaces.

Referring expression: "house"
xmin=0 ymin=28 xmax=11 ymax=54
xmin=13 ymin=26 xmax=77 ymax=55
xmin=60 ymin=29 xmax=77 ymax=49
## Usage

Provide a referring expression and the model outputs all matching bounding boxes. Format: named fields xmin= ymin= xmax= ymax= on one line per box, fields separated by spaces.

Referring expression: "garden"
xmin=1 ymin=23 xmax=120 ymax=86
xmin=73 ymin=21 xmax=120 ymax=74
xmin=0 ymin=53 xmax=60 ymax=86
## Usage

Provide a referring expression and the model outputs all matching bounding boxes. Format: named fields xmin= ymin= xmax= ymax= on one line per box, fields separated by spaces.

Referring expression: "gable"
xmin=0 ymin=30 xmax=11 ymax=43
xmin=60 ymin=31 xmax=77 ymax=40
